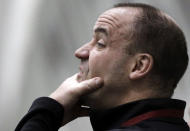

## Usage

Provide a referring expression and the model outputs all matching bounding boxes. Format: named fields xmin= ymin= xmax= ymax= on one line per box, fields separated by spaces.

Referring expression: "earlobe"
xmin=129 ymin=54 xmax=153 ymax=80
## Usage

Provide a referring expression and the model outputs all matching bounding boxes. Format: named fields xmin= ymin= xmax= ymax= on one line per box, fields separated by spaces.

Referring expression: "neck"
xmin=99 ymin=89 xmax=159 ymax=110
xmin=120 ymin=89 xmax=159 ymax=104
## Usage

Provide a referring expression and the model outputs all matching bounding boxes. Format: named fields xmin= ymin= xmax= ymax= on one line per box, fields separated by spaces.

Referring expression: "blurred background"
xmin=0 ymin=0 xmax=189 ymax=130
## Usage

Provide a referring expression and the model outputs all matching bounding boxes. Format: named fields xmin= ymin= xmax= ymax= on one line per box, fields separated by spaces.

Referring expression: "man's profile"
xmin=16 ymin=3 xmax=189 ymax=131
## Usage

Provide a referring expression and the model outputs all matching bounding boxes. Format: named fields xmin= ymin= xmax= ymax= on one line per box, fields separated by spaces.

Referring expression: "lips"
xmin=78 ymin=63 xmax=89 ymax=81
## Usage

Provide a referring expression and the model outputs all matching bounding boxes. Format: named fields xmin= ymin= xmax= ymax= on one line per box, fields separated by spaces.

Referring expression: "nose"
xmin=75 ymin=44 xmax=89 ymax=59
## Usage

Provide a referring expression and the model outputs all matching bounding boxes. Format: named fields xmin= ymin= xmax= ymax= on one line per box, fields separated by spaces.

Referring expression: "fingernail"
xmin=95 ymin=77 xmax=103 ymax=87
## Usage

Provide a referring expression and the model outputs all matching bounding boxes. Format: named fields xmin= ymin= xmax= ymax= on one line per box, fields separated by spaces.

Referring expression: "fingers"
xmin=76 ymin=77 xmax=104 ymax=96
xmin=49 ymin=75 xmax=104 ymax=125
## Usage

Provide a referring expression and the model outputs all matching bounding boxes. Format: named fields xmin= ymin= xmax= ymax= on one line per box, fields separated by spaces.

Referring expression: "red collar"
xmin=121 ymin=109 xmax=184 ymax=127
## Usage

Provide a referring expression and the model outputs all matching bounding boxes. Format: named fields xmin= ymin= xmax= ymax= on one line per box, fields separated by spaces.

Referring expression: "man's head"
xmin=75 ymin=3 xmax=189 ymax=109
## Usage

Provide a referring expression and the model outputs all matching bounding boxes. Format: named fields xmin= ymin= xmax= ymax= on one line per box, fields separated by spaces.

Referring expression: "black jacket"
xmin=90 ymin=98 xmax=189 ymax=131
xmin=15 ymin=97 xmax=190 ymax=131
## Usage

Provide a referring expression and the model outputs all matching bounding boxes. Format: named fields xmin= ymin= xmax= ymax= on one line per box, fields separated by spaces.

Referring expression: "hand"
xmin=49 ymin=74 xmax=103 ymax=126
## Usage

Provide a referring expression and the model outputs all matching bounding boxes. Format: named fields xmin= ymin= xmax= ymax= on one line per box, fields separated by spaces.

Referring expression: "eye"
xmin=96 ymin=42 xmax=106 ymax=48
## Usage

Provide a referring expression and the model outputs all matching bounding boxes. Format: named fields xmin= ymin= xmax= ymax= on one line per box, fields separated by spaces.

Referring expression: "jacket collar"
xmin=89 ymin=98 xmax=186 ymax=131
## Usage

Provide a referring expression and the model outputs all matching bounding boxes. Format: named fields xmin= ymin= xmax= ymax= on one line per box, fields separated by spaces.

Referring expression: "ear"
xmin=129 ymin=53 xmax=153 ymax=80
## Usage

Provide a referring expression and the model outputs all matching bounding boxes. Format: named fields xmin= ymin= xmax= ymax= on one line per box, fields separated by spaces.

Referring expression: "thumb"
xmin=77 ymin=77 xmax=103 ymax=96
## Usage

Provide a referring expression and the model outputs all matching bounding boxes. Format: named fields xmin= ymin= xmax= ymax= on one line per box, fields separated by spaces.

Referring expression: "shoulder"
xmin=107 ymin=118 xmax=189 ymax=131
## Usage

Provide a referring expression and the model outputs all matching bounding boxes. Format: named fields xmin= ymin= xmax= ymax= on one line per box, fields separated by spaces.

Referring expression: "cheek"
xmin=88 ymin=49 xmax=123 ymax=79
xmin=88 ymin=50 xmax=111 ymax=77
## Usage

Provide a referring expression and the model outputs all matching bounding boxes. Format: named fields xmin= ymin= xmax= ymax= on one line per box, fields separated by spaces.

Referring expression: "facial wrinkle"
xmin=99 ymin=15 xmax=119 ymax=29
xmin=97 ymin=17 xmax=115 ymax=28
xmin=95 ymin=20 xmax=114 ymax=34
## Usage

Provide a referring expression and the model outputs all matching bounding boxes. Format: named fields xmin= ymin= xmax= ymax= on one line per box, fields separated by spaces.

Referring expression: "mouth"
xmin=77 ymin=63 xmax=89 ymax=82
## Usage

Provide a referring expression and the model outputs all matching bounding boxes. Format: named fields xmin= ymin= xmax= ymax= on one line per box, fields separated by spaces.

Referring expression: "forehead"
xmin=93 ymin=7 xmax=139 ymax=36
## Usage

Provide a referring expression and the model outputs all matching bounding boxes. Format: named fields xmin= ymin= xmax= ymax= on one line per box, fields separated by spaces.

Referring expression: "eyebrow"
xmin=94 ymin=27 xmax=108 ymax=36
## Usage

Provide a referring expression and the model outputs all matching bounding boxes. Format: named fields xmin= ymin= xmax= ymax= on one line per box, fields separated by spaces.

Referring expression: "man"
xmin=15 ymin=3 xmax=189 ymax=131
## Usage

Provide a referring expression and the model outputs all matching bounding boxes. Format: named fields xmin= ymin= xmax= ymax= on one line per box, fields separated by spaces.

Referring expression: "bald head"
xmin=93 ymin=7 xmax=140 ymax=44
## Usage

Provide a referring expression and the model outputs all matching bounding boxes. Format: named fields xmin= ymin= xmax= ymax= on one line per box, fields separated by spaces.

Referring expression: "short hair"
xmin=114 ymin=3 xmax=189 ymax=96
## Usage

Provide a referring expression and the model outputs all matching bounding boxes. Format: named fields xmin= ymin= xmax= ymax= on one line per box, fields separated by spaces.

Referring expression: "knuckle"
xmin=82 ymin=82 xmax=91 ymax=91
